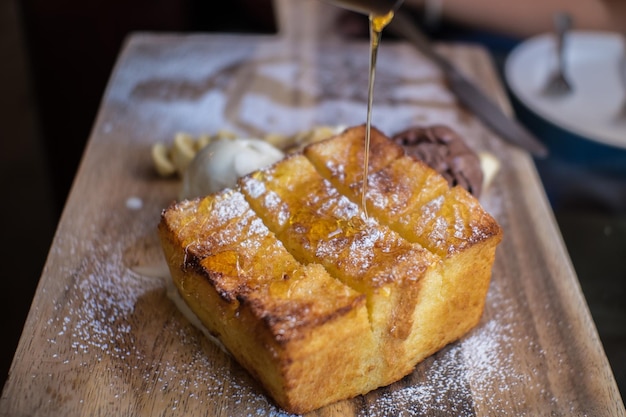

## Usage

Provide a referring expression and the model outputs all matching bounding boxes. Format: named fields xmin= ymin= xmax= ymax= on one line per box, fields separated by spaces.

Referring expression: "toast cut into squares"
xmin=240 ymin=153 xmax=449 ymax=386
xmin=305 ymin=126 xmax=502 ymax=257
xmin=158 ymin=125 xmax=503 ymax=414
xmin=158 ymin=190 xmax=377 ymax=414
xmin=305 ymin=126 xmax=503 ymax=344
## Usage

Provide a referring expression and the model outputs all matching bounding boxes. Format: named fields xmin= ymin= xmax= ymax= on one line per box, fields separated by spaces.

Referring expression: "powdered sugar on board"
xmin=144 ymin=257 xmax=534 ymax=417
xmin=42 ymin=221 xmax=296 ymax=415
xmin=356 ymin=276 xmax=544 ymax=417
xmin=114 ymin=223 xmax=539 ymax=417
xmin=35 ymin=162 xmax=511 ymax=415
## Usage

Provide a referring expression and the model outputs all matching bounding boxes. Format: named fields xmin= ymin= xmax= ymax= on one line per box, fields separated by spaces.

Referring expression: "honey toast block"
xmin=305 ymin=126 xmax=503 ymax=343
xmin=158 ymin=190 xmax=376 ymax=414
xmin=239 ymin=154 xmax=449 ymax=387
xmin=159 ymin=125 xmax=503 ymax=414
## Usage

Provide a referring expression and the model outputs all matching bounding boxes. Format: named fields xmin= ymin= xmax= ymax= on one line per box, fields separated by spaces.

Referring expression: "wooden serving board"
xmin=2 ymin=1 xmax=624 ymax=416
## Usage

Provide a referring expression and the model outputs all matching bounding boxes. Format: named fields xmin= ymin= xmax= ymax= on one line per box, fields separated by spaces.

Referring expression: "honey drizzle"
xmin=362 ymin=11 xmax=394 ymax=219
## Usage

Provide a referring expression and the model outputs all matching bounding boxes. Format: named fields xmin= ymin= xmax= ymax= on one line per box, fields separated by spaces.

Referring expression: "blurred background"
xmin=1 ymin=0 xmax=624 ymax=399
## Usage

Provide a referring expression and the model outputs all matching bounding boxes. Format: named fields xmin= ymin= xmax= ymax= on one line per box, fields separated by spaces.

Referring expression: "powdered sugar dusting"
xmin=50 ymin=227 xmax=542 ymax=416
xmin=38 ymin=164 xmax=548 ymax=415
xmin=44 ymin=221 xmax=301 ymax=415
xmin=41 ymin=164 xmax=513 ymax=416
xmin=359 ymin=277 xmax=539 ymax=416
xmin=46 ymin=239 xmax=155 ymax=361
xmin=360 ymin=347 xmax=475 ymax=416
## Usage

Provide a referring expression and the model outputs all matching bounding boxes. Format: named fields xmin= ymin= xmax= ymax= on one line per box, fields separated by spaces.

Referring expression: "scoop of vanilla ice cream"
xmin=180 ymin=137 xmax=284 ymax=199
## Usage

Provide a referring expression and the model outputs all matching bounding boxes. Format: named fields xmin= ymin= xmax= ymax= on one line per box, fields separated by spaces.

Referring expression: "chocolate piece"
xmin=392 ymin=125 xmax=483 ymax=197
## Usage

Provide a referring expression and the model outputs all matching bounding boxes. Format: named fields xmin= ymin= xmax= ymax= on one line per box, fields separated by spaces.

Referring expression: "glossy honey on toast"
xmin=158 ymin=125 xmax=503 ymax=414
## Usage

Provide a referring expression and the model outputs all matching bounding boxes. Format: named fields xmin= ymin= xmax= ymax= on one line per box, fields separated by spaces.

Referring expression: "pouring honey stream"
xmin=363 ymin=11 xmax=395 ymax=218
xmin=322 ymin=0 xmax=402 ymax=218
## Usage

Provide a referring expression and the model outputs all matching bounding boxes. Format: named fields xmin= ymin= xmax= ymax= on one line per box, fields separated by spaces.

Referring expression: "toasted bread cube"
xmin=158 ymin=125 xmax=503 ymax=414
xmin=304 ymin=126 xmax=503 ymax=351
xmin=240 ymin=154 xmax=446 ymax=385
xmin=158 ymin=190 xmax=376 ymax=414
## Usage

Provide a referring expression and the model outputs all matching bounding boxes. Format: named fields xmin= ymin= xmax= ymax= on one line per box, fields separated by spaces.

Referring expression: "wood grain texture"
xmin=1 ymin=1 xmax=624 ymax=416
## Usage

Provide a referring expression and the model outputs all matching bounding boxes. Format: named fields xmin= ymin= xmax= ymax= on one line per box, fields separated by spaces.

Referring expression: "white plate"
xmin=505 ymin=31 xmax=626 ymax=149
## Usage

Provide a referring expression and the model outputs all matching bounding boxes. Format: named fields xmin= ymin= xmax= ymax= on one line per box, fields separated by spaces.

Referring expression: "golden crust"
xmin=306 ymin=126 xmax=503 ymax=258
xmin=158 ymin=190 xmax=377 ymax=413
xmin=239 ymin=153 xmax=444 ymax=385
xmin=158 ymin=125 xmax=503 ymax=414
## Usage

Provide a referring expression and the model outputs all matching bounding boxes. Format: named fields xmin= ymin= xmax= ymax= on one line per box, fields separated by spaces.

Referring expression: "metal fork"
xmin=543 ymin=12 xmax=573 ymax=97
